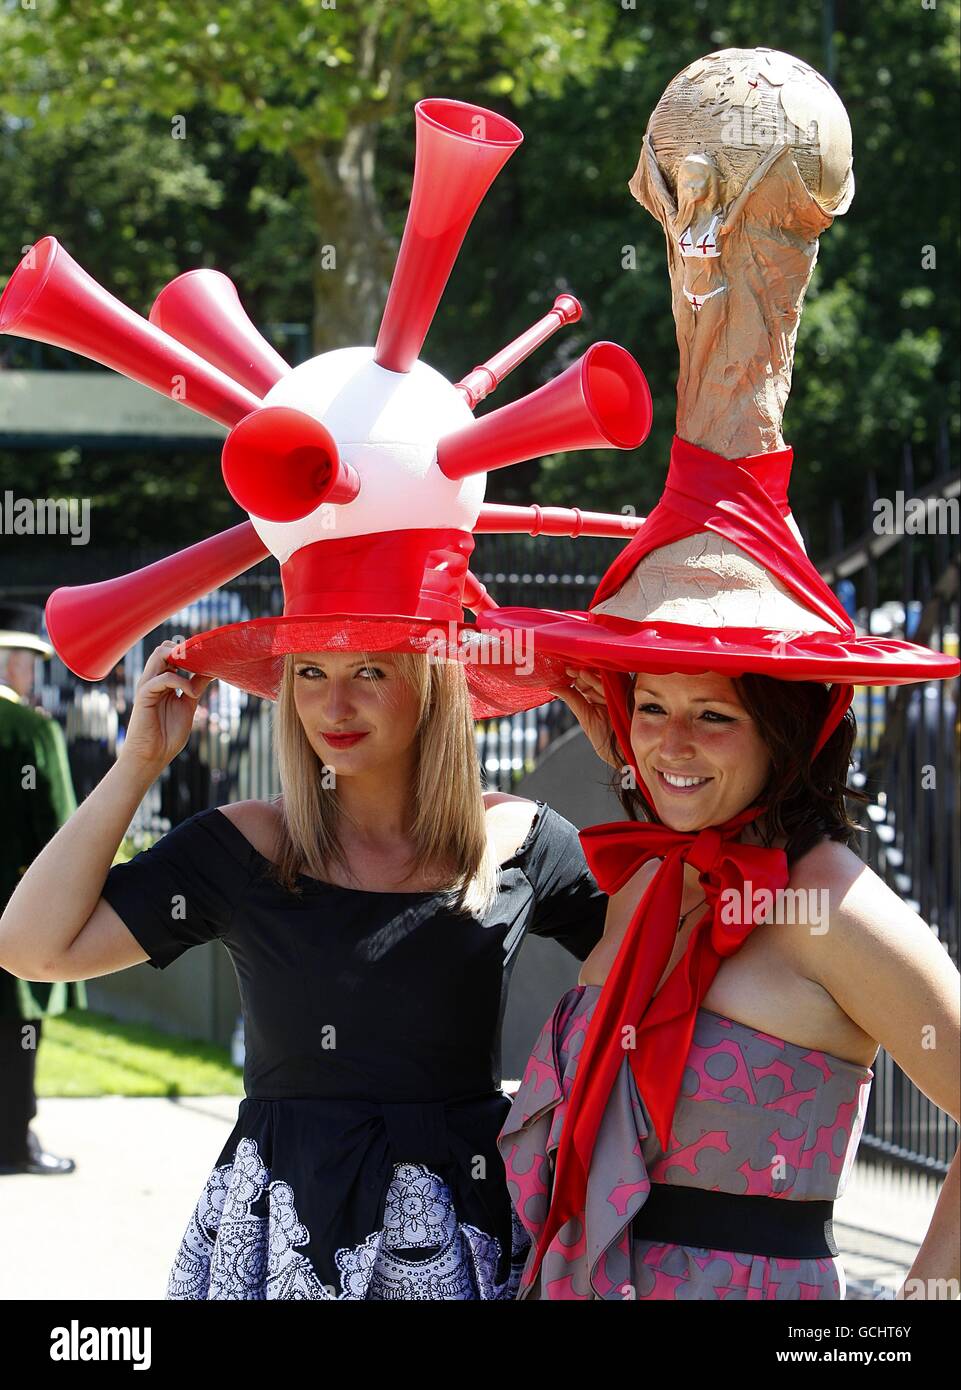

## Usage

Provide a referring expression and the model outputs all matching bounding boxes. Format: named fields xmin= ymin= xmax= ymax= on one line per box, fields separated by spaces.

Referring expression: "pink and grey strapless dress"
xmin=497 ymin=983 xmax=874 ymax=1300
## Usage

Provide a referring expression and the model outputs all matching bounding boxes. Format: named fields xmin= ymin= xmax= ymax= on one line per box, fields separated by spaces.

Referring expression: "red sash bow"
xmin=521 ymin=808 xmax=789 ymax=1292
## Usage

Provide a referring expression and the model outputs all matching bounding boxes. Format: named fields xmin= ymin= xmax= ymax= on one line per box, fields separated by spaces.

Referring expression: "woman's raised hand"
xmin=118 ymin=641 xmax=215 ymax=774
xmin=548 ymin=667 xmax=623 ymax=769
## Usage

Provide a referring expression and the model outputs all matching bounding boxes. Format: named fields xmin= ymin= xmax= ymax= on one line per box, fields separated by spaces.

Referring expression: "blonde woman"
xmin=0 ymin=640 xmax=606 ymax=1301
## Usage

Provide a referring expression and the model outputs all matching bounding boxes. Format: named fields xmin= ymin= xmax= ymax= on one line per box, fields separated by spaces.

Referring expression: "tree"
xmin=2 ymin=0 xmax=618 ymax=350
xmin=2 ymin=0 xmax=957 ymax=559
xmin=0 ymin=102 xmax=312 ymax=551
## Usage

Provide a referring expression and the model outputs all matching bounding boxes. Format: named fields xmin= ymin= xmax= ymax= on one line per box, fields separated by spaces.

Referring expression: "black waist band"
xmin=631 ymin=1183 xmax=838 ymax=1259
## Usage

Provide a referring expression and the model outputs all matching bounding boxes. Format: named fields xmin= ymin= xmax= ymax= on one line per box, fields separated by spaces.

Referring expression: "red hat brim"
xmin=476 ymin=607 xmax=961 ymax=686
xmin=167 ymin=613 xmax=559 ymax=719
xmin=467 ymin=436 xmax=960 ymax=693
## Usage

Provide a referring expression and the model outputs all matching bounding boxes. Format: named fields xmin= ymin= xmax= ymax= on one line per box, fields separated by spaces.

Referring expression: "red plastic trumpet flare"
xmin=437 ymin=343 xmax=652 ymax=480
xmin=150 ymin=269 xmax=291 ymax=398
xmin=374 ymin=99 xmax=523 ymax=376
xmin=0 ymin=237 xmax=259 ymax=427
xmin=221 ymin=407 xmax=361 ymax=522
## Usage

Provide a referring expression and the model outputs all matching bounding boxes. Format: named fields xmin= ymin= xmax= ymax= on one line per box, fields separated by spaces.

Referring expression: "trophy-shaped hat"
xmin=474 ymin=48 xmax=958 ymax=759
xmin=480 ymin=431 xmax=959 ymax=763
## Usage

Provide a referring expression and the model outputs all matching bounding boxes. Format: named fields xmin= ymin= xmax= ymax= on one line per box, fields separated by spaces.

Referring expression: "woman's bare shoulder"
xmin=482 ymin=791 xmax=535 ymax=810
xmin=783 ymin=835 xmax=939 ymax=978
xmin=218 ymin=800 xmax=283 ymax=861
xmin=221 ymin=795 xmax=543 ymax=867
xmin=788 ymin=836 xmax=867 ymax=890
xmin=777 ymin=839 xmax=959 ymax=1102
xmin=483 ymin=792 xmax=540 ymax=862
xmin=612 ymin=855 xmax=660 ymax=903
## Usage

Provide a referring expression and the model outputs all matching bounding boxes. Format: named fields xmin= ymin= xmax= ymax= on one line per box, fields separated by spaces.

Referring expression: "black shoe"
xmin=0 ymin=1130 xmax=76 ymax=1176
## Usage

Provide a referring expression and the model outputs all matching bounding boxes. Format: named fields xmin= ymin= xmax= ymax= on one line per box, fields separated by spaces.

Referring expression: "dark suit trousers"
xmin=0 ymin=1017 xmax=41 ymax=1163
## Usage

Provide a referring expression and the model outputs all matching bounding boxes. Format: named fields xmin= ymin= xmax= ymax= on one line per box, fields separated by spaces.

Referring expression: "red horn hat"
xmin=0 ymin=98 xmax=653 ymax=718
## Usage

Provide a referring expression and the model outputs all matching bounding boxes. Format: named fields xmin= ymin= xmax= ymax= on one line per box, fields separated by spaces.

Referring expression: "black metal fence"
xmin=814 ymin=439 xmax=959 ymax=1176
xmin=470 ymin=531 xmax=624 ymax=787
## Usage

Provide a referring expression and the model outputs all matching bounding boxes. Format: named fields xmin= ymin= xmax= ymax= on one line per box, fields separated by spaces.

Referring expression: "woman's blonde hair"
xmin=265 ymin=651 xmax=500 ymax=916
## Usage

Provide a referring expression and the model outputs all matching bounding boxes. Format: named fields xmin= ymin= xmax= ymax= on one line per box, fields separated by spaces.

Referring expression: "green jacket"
xmin=0 ymin=686 xmax=88 ymax=1020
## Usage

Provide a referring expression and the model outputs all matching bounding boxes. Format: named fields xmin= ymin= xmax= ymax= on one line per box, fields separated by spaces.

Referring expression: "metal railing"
xmin=470 ymin=530 xmax=622 ymax=789
xmin=812 ymin=429 xmax=959 ymax=1175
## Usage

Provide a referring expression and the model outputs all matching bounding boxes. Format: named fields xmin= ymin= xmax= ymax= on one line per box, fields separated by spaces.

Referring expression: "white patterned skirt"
xmin=166 ymin=1096 xmax=529 ymax=1300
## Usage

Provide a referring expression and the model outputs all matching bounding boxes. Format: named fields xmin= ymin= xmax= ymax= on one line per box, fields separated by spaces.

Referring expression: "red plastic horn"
xmin=221 ymin=406 xmax=361 ymax=522
xmin=462 ymin=572 xmax=499 ymax=614
xmin=0 ymin=238 xmax=259 ymax=427
xmin=456 ymin=295 xmax=582 ymax=408
xmin=150 ymin=269 xmax=291 ymax=398
xmin=45 ymin=523 xmax=269 ymax=681
xmin=436 ymin=342 xmax=653 ymax=480
xmin=474 ymin=502 xmax=645 ymax=537
xmin=374 ymin=99 xmax=523 ymax=375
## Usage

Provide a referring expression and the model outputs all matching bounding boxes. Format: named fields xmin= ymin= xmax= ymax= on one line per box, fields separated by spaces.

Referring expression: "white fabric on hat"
xmin=252 ymin=347 xmax=485 ymax=565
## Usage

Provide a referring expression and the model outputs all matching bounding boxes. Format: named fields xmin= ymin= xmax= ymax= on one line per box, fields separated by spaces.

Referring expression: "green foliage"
xmin=2 ymin=0 xmax=615 ymax=136
xmin=0 ymin=0 xmax=957 ymax=557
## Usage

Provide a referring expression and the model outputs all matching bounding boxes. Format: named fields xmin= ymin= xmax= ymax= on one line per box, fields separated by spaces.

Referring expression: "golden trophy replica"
xmin=629 ymin=46 xmax=854 ymax=460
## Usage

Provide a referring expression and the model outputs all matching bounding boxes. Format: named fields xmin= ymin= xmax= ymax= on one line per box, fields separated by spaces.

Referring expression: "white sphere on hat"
xmin=249 ymin=346 xmax=485 ymax=565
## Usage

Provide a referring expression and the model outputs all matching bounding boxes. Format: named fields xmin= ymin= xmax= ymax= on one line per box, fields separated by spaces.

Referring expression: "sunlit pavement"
xmin=0 ymin=1096 xmax=944 ymax=1301
xmin=834 ymin=1158 xmax=943 ymax=1298
xmin=0 ymin=1096 xmax=238 ymax=1301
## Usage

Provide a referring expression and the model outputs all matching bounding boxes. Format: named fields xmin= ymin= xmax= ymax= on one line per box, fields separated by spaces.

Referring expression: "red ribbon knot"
xmin=519 ymin=808 xmax=788 ymax=1293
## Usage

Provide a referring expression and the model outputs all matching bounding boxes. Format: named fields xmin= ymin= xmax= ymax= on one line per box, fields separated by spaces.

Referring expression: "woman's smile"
xmin=321 ymin=731 xmax=370 ymax=749
xmin=654 ymin=769 xmax=713 ymax=793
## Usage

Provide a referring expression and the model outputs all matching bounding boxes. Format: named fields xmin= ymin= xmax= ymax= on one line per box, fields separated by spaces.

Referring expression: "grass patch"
xmin=35 ymin=1010 xmax=243 ymax=1098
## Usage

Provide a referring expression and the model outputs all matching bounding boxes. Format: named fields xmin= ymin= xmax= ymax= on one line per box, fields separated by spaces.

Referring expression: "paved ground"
xmin=0 ymin=1096 xmax=947 ymax=1301
xmin=0 ymin=1096 xmax=239 ymax=1301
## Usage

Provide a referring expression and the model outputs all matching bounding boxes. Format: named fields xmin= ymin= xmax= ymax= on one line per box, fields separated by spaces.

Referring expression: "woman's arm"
xmin=0 ymin=757 xmax=160 ymax=978
xmin=548 ymin=667 xmax=623 ymax=768
xmin=791 ymin=841 xmax=960 ymax=1299
xmin=898 ymin=1148 xmax=960 ymax=1299
xmin=0 ymin=641 xmax=212 ymax=978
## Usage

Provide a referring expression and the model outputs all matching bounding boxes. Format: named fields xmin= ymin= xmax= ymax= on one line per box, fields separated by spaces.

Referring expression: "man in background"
xmin=0 ymin=601 xmax=85 ymax=1175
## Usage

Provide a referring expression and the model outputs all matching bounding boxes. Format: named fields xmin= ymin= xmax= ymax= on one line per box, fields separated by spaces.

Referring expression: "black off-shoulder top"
xmin=99 ymin=800 xmax=607 ymax=1296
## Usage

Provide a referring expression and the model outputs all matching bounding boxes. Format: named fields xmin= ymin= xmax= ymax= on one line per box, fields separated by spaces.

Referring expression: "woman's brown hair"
xmin=612 ymin=674 xmax=865 ymax=864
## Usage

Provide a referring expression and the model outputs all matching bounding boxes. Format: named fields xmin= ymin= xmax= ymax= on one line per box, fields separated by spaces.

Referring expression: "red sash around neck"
xmin=520 ymin=806 xmax=789 ymax=1292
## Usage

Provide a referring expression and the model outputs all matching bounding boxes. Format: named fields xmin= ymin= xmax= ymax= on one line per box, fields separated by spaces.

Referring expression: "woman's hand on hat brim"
xmin=547 ymin=666 xmax=622 ymax=769
xmin=117 ymin=641 xmax=216 ymax=775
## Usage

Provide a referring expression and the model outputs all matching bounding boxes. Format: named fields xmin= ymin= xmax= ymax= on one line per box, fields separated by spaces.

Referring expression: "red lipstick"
xmin=322 ymin=732 xmax=369 ymax=749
